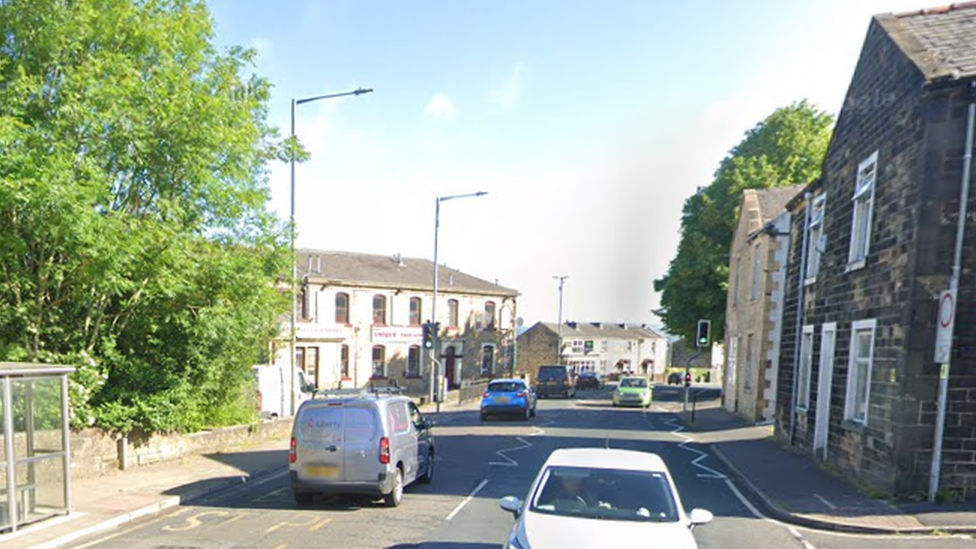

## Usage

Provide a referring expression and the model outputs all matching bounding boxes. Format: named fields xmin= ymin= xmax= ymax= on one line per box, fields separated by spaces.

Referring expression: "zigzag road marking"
xmin=489 ymin=436 xmax=533 ymax=467
xmin=488 ymin=416 xmax=551 ymax=467
xmin=665 ymin=417 xmax=727 ymax=479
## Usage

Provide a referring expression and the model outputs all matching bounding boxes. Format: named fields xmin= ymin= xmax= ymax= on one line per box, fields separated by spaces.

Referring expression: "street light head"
xmin=475 ymin=191 xmax=488 ymax=197
xmin=354 ymin=88 xmax=374 ymax=95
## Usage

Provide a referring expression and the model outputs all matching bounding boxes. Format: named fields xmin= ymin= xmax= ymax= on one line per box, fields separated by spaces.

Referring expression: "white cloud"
xmin=248 ymin=36 xmax=273 ymax=60
xmin=424 ymin=93 xmax=458 ymax=119
xmin=490 ymin=62 xmax=527 ymax=111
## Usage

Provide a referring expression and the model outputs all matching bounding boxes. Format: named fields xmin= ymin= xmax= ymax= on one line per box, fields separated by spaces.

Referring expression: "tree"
xmin=0 ymin=0 xmax=290 ymax=433
xmin=653 ymin=101 xmax=834 ymax=345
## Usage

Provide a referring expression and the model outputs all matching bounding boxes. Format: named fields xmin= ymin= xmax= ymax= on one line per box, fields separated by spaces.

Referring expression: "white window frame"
xmin=848 ymin=151 xmax=878 ymax=270
xmin=806 ymin=193 xmax=827 ymax=284
xmin=750 ymin=242 xmax=762 ymax=301
xmin=798 ymin=325 xmax=814 ymax=411
xmin=844 ymin=319 xmax=877 ymax=425
xmin=481 ymin=344 xmax=495 ymax=377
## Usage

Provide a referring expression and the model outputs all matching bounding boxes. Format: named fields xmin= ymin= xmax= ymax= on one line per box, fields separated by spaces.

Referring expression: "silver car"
xmin=289 ymin=390 xmax=435 ymax=507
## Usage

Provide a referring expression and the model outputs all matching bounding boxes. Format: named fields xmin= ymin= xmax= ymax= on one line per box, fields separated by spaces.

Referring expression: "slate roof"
xmin=879 ymin=2 xmax=976 ymax=82
xmin=537 ymin=322 xmax=666 ymax=341
xmin=753 ymin=185 xmax=805 ymax=223
xmin=296 ymin=250 xmax=518 ymax=297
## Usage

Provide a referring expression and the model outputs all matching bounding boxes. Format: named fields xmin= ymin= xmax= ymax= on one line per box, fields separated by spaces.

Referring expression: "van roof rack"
xmin=313 ymin=385 xmax=405 ymax=399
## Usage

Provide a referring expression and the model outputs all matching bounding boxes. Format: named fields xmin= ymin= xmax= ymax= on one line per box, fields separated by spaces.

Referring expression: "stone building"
xmin=776 ymin=4 xmax=976 ymax=499
xmin=516 ymin=321 xmax=667 ymax=381
xmin=273 ymin=250 xmax=518 ymax=395
xmin=724 ymin=187 xmax=801 ymax=423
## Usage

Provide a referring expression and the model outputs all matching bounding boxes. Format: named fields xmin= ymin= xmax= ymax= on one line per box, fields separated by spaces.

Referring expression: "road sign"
xmin=935 ymin=289 xmax=955 ymax=363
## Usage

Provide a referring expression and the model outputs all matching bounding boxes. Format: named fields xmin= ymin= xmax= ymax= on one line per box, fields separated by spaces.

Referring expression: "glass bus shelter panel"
xmin=6 ymin=377 xmax=69 ymax=528
xmin=0 ymin=381 xmax=7 ymax=532
xmin=15 ymin=458 xmax=64 ymax=523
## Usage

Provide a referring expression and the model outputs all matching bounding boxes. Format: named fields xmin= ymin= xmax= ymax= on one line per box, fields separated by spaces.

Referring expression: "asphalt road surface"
xmin=62 ymin=386 xmax=976 ymax=549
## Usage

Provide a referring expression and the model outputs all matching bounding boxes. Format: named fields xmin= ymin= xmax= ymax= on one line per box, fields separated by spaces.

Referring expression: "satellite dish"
xmin=516 ymin=317 xmax=524 ymax=327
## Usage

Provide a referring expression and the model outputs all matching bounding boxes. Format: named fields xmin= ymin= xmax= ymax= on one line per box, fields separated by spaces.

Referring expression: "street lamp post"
xmin=553 ymin=275 xmax=568 ymax=362
xmin=429 ymin=191 xmax=488 ymax=412
xmin=289 ymin=87 xmax=373 ymax=416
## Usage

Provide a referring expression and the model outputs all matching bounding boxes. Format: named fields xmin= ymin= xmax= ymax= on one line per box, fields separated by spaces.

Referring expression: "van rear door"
xmin=295 ymin=404 xmax=345 ymax=481
xmin=341 ymin=404 xmax=381 ymax=483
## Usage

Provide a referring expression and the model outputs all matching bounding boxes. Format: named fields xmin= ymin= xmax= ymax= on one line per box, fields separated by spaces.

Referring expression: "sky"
xmin=205 ymin=0 xmax=927 ymax=330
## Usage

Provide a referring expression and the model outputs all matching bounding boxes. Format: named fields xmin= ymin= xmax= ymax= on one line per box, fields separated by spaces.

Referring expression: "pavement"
xmin=683 ymin=398 xmax=976 ymax=535
xmin=6 ymin=392 xmax=976 ymax=549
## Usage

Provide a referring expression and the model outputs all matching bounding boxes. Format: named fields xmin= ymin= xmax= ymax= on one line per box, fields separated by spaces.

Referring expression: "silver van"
xmin=288 ymin=390 xmax=435 ymax=507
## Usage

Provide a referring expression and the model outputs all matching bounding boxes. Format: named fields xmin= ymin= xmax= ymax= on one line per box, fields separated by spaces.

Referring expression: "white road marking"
xmin=665 ymin=418 xmax=727 ymax=479
xmin=812 ymin=493 xmax=837 ymax=509
xmin=725 ymin=479 xmax=818 ymax=549
xmin=489 ymin=436 xmax=533 ymax=467
xmin=446 ymin=479 xmax=489 ymax=521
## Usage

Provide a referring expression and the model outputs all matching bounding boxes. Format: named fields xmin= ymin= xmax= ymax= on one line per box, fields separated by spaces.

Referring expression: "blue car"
xmin=481 ymin=379 xmax=537 ymax=421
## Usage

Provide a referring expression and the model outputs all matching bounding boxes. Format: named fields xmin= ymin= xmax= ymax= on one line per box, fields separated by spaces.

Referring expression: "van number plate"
xmin=306 ymin=465 xmax=338 ymax=478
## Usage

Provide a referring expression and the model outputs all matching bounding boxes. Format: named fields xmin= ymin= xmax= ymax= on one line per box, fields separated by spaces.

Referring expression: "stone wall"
xmin=776 ymin=17 xmax=962 ymax=498
xmin=69 ymin=418 xmax=292 ymax=480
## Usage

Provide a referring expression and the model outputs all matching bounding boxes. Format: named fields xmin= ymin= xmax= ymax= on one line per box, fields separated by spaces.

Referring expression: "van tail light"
xmin=516 ymin=391 xmax=527 ymax=397
xmin=379 ymin=437 xmax=391 ymax=464
xmin=289 ymin=437 xmax=297 ymax=464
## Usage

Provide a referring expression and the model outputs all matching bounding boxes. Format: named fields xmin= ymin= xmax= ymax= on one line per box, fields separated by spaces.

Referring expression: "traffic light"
xmin=684 ymin=372 xmax=692 ymax=387
xmin=422 ymin=322 xmax=440 ymax=350
xmin=696 ymin=319 xmax=711 ymax=348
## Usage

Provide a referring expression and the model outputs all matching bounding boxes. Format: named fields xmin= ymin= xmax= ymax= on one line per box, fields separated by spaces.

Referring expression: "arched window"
xmin=448 ymin=299 xmax=459 ymax=327
xmin=484 ymin=301 xmax=496 ymax=329
xmin=410 ymin=297 xmax=422 ymax=326
xmin=335 ymin=292 xmax=349 ymax=324
xmin=340 ymin=344 xmax=350 ymax=378
xmin=372 ymin=346 xmax=386 ymax=378
xmin=481 ymin=345 xmax=495 ymax=377
xmin=407 ymin=346 xmax=421 ymax=377
xmin=373 ymin=294 xmax=387 ymax=325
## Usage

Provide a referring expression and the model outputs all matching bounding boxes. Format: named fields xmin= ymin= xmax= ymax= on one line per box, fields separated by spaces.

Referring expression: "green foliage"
xmin=0 ymin=0 xmax=290 ymax=434
xmin=654 ymin=101 xmax=834 ymax=344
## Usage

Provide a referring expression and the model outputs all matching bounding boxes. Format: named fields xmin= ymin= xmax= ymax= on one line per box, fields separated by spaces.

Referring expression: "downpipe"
xmin=789 ymin=192 xmax=812 ymax=446
xmin=929 ymin=84 xmax=976 ymax=502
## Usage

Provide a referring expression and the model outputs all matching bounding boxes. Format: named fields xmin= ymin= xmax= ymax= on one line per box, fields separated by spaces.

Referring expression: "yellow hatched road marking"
xmin=309 ymin=517 xmax=333 ymax=531
xmin=163 ymin=510 xmax=232 ymax=531
xmin=265 ymin=515 xmax=321 ymax=533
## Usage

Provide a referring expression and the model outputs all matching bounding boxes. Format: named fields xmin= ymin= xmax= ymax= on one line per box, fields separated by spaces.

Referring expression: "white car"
xmin=499 ymin=448 xmax=712 ymax=549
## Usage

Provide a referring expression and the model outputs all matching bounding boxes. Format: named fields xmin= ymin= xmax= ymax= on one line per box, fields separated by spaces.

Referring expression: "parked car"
xmin=535 ymin=364 xmax=576 ymax=399
xmin=288 ymin=389 xmax=434 ymax=507
xmin=499 ymin=448 xmax=713 ymax=549
xmin=481 ymin=378 xmax=537 ymax=421
xmin=575 ymin=371 xmax=604 ymax=390
xmin=667 ymin=372 xmax=683 ymax=386
xmin=252 ymin=364 xmax=316 ymax=418
xmin=612 ymin=376 xmax=652 ymax=408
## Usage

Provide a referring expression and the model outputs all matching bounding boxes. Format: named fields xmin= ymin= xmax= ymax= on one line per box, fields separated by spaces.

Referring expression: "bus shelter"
xmin=0 ymin=363 xmax=74 ymax=533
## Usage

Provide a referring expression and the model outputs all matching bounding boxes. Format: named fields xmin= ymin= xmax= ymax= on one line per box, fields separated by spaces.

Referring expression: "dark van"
xmin=534 ymin=365 xmax=576 ymax=399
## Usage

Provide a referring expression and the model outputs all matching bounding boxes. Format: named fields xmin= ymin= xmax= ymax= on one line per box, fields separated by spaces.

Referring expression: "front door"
xmin=813 ymin=322 xmax=836 ymax=460
xmin=445 ymin=346 xmax=457 ymax=389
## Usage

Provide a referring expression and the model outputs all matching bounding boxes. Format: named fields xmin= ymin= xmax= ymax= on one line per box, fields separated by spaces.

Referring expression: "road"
xmin=61 ymin=387 xmax=975 ymax=549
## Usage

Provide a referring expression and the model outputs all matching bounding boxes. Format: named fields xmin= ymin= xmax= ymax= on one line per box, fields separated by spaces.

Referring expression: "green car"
xmin=612 ymin=376 xmax=652 ymax=408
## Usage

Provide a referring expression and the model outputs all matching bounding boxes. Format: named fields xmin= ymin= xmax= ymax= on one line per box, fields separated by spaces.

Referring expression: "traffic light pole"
xmin=683 ymin=351 xmax=703 ymax=414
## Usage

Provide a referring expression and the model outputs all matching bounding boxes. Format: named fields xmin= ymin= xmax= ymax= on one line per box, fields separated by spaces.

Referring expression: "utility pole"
xmin=553 ymin=275 xmax=568 ymax=362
